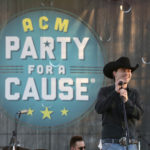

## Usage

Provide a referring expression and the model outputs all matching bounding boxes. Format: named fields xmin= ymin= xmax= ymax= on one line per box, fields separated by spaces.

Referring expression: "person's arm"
xmin=125 ymin=89 xmax=144 ymax=120
xmin=95 ymin=87 xmax=118 ymax=114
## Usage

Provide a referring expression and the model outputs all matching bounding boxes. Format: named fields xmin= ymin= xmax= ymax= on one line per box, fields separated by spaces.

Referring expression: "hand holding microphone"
xmin=115 ymin=80 xmax=128 ymax=102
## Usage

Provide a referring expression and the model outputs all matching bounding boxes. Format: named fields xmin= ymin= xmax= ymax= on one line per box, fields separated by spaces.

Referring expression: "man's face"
xmin=71 ymin=141 xmax=86 ymax=150
xmin=113 ymin=68 xmax=132 ymax=84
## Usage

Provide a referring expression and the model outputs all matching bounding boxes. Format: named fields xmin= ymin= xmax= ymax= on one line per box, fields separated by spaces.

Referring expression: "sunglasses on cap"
xmin=78 ymin=146 xmax=86 ymax=150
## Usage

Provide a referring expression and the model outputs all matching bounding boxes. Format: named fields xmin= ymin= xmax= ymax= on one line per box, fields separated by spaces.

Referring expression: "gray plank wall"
xmin=0 ymin=0 xmax=150 ymax=149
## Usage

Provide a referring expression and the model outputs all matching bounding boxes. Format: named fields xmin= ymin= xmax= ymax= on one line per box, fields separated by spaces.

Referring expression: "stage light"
xmin=120 ymin=0 xmax=131 ymax=13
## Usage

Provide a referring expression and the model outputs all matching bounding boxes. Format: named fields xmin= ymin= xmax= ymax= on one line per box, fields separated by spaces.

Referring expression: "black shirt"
xmin=95 ymin=85 xmax=143 ymax=139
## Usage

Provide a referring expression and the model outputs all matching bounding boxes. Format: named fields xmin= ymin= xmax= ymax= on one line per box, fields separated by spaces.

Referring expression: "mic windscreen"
xmin=118 ymin=81 xmax=124 ymax=86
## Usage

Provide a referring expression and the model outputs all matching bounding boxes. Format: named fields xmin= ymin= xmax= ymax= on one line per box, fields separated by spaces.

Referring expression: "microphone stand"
xmin=8 ymin=113 xmax=21 ymax=150
xmin=121 ymin=95 xmax=130 ymax=150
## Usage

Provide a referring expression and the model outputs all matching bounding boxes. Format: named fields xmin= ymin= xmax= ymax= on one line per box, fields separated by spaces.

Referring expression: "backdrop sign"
xmin=0 ymin=8 xmax=104 ymax=127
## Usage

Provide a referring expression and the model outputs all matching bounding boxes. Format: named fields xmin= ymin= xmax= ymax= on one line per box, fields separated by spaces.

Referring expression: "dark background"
xmin=0 ymin=0 xmax=150 ymax=149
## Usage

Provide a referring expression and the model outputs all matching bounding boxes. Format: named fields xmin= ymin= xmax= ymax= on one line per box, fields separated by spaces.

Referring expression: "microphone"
xmin=16 ymin=109 xmax=28 ymax=114
xmin=118 ymin=81 xmax=127 ymax=86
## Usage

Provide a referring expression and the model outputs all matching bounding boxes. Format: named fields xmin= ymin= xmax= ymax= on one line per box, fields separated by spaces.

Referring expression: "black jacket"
xmin=95 ymin=85 xmax=144 ymax=139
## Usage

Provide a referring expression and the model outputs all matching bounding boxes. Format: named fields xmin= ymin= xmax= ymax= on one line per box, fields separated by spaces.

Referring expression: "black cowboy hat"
xmin=103 ymin=56 xmax=139 ymax=79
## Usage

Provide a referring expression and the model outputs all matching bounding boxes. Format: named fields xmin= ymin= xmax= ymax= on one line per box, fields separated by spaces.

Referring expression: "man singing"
xmin=95 ymin=57 xmax=144 ymax=150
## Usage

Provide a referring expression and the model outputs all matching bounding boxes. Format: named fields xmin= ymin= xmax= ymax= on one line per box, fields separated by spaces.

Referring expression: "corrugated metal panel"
xmin=0 ymin=0 xmax=150 ymax=149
